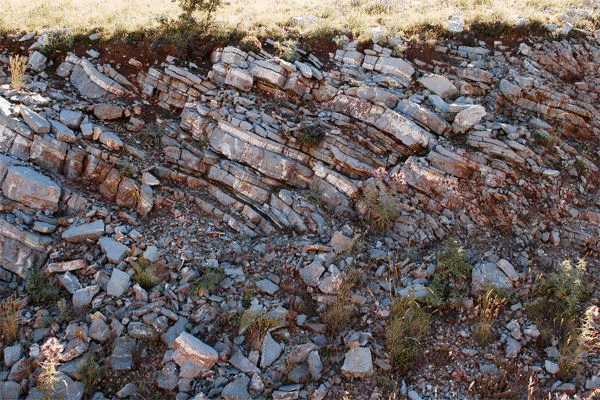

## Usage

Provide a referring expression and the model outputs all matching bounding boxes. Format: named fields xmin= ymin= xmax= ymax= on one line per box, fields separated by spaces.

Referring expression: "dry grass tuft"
xmin=0 ymin=0 xmax=589 ymax=41
xmin=8 ymin=55 xmax=27 ymax=91
xmin=0 ymin=296 xmax=24 ymax=346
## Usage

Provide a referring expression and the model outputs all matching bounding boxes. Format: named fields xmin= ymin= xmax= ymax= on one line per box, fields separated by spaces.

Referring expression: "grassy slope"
xmin=0 ymin=0 xmax=588 ymax=40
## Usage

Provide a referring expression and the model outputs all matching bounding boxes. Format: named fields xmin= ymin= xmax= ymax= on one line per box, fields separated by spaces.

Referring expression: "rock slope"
xmin=0 ymin=25 xmax=600 ymax=400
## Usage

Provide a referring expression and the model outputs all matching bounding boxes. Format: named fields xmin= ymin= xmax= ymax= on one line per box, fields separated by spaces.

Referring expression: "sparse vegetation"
xmin=131 ymin=258 xmax=163 ymax=290
xmin=385 ymin=296 xmax=430 ymax=374
xmin=38 ymin=337 xmax=63 ymax=400
xmin=239 ymin=34 xmax=262 ymax=53
xmin=118 ymin=162 xmax=136 ymax=178
xmin=297 ymin=123 xmax=326 ymax=147
xmin=189 ymin=267 xmax=226 ymax=297
xmin=240 ymin=310 xmax=283 ymax=349
xmin=526 ymin=259 xmax=593 ymax=379
xmin=8 ymin=55 xmax=26 ymax=91
xmin=139 ymin=123 xmax=165 ymax=148
xmin=322 ymin=268 xmax=360 ymax=335
xmin=274 ymin=40 xmax=300 ymax=63
xmin=77 ymin=354 xmax=104 ymax=396
xmin=361 ymin=180 xmax=399 ymax=231
xmin=26 ymin=268 xmax=60 ymax=304
xmin=425 ymin=238 xmax=473 ymax=308
xmin=0 ymin=296 xmax=23 ymax=346
xmin=473 ymin=288 xmax=509 ymax=345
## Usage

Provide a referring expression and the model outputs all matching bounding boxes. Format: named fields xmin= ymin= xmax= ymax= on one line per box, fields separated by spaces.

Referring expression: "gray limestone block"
xmin=99 ymin=236 xmax=129 ymax=264
xmin=106 ymin=267 xmax=130 ymax=297
xmin=2 ymin=166 xmax=61 ymax=211
xmin=62 ymin=219 xmax=105 ymax=242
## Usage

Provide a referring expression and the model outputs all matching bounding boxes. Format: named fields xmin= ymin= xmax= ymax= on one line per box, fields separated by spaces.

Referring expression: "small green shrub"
xmin=178 ymin=0 xmax=222 ymax=30
xmin=240 ymin=310 xmax=283 ymax=349
xmin=526 ymin=259 xmax=593 ymax=379
xmin=239 ymin=35 xmax=262 ymax=53
xmin=386 ymin=297 xmax=430 ymax=374
xmin=425 ymin=238 xmax=473 ymax=308
xmin=118 ymin=162 xmax=136 ymax=178
xmin=26 ymin=268 xmax=60 ymax=304
xmin=274 ymin=40 xmax=300 ymax=62
xmin=77 ymin=354 xmax=104 ymax=395
xmin=189 ymin=267 xmax=225 ymax=297
xmin=132 ymin=263 xmax=159 ymax=290
xmin=297 ymin=124 xmax=326 ymax=146
xmin=139 ymin=123 xmax=166 ymax=148
xmin=39 ymin=30 xmax=75 ymax=54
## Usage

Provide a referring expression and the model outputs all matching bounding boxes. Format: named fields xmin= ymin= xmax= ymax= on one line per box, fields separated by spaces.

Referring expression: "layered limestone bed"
xmin=0 ymin=27 xmax=599 ymax=400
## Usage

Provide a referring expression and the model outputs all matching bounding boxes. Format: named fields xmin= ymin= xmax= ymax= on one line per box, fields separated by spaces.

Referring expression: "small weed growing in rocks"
xmin=38 ymin=337 xmax=63 ymax=400
xmin=322 ymin=268 xmax=361 ymax=335
xmin=473 ymin=288 xmax=509 ymax=346
xmin=274 ymin=40 xmax=300 ymax=63
xmin=139 ymin=123 xmax=165 ymax=148
xmin=526 ymin=259 xmax=593 ymax=379
xmin=189 ymin=267 xmax=225 ymax=297
xmin=240 ymin=310 xmax=283 ymax=350
xmin=297 ymin=123 xmax=326 ymax=147
xmin=26 ymin=268 xmax=60 ymax=305
xmin=77 ymin=354 xmax=104 ymax=396
xmin=385 ymin=296 xmax=430 ymax=374
xmin=239 ymin=34 xmax=262 ymax=53
xmin=425 ymin=238 xmax=473 ymax=309
xmin=0 ymin=296 xmax=23 ymax=346
xmin=132 ymin=262 xmax=160 ymax=290
xmin=361 ymin=181 xmax=399 ymax=231
xmin=8 ymin=55 xmax=26 ymax=91
xmin=118 ymin=162 xmax=136 ymax=178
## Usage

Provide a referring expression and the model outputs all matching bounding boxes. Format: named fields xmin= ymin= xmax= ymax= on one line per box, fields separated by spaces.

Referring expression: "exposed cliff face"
xmin=2 ymin=34 xmax=600 ymax=268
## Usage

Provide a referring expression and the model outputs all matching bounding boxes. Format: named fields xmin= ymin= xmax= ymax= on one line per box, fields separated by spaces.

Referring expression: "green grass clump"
xmin=139 ymin=123 xmax=166 ymax=148
xmin=425 ymin=238 xmax=473 ymax=308
xmin=385 ymin=296 xmax=430 ymax=374
xmin=526 ymin=259 xmax=594 ymax=379
xmin=77 ymin=354 xmax=105 ymax=396
xmin=239 ymin=34 xmax=262 ymax=53
xmin=26 ymin=268 xmax=60 ymax=304
xmin=189 ymin=267 xmax=226 ymax=297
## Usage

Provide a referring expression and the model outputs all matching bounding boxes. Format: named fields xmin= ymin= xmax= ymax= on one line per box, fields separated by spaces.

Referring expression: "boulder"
xmin=2 ymin=166 xmax=61 ymax=210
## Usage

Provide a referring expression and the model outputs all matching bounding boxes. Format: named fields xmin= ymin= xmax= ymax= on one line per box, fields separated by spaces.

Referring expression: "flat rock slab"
xmin=99 ymin=236 xmax=129 ymax=264
xmin=2 ymin=166 xmax=61 ymax=211
xmin=222 ymin=375 xmax=251 ymax=400
xmin=92 ymin=103 xmax=124 ymax=120
xmin=19 ymin=105 xmax=50 ymax=134
xmin=261 ymin=332 xmax=283 ymax=368
xmin=452 ymin=105 xmax=486 ymax=134
xmin=471 ymin=262 xmax=514 ymax=293
xmin=173 ymin=331 xmax=218 ymax=372
xmin=62 ymin=219 xmax=105 ymax=242
xmin=111 ymin=336 xmax=134 ymax=370
xmin=106 ymin=268 xmax=130 ymax=297
xmin=59 ymin=109 xmax=84 ymax=129
xmin=419 ymin=74 xmax=458 ymax=98
xmin=45 ymin=259 xmax=87 ymax=274
xmin=341 ymin=347 xmax=374 ymax=378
